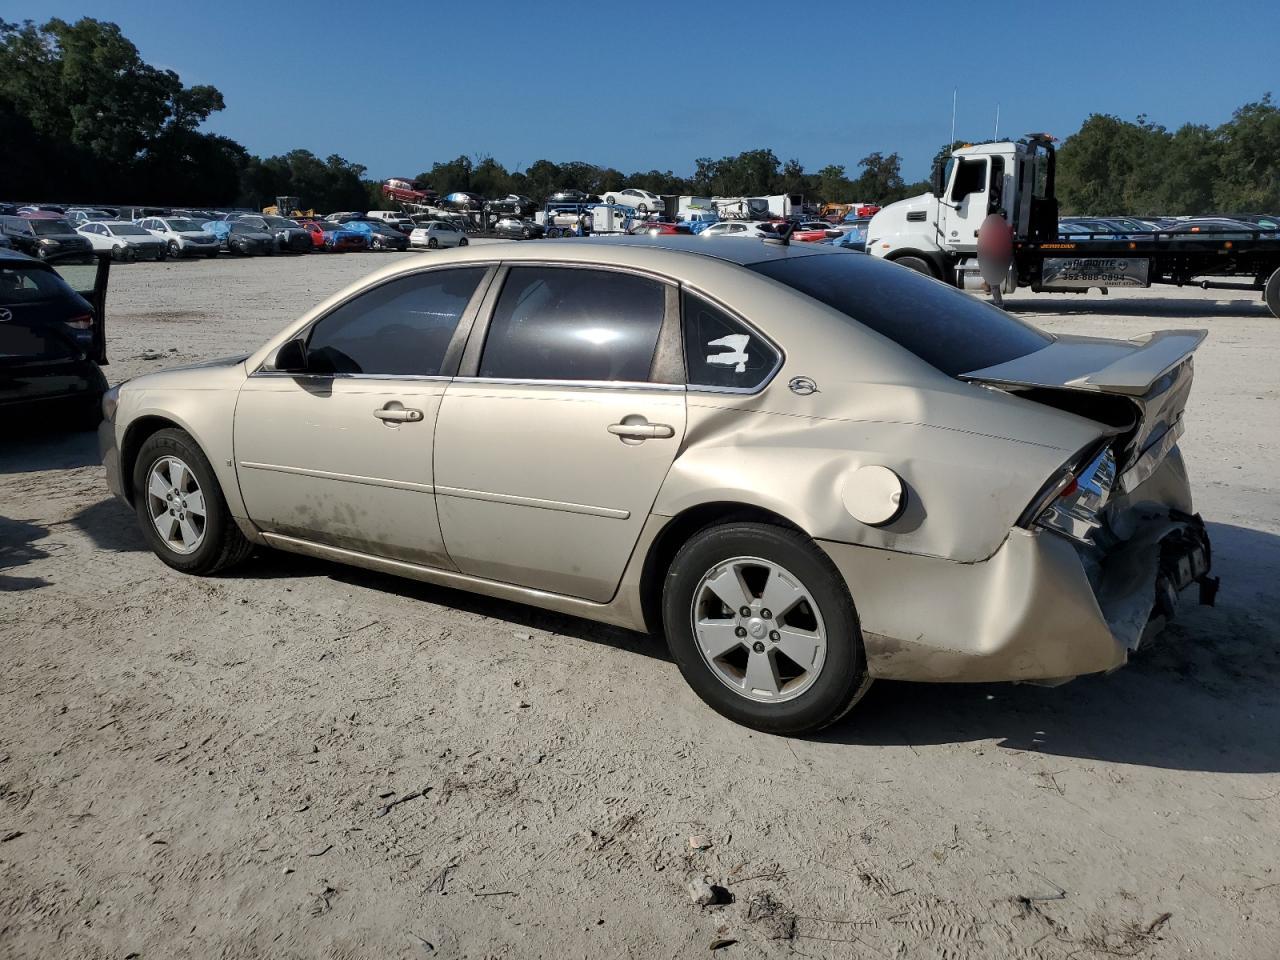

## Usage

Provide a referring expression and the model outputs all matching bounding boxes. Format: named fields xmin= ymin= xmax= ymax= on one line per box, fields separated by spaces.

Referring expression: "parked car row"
xmin=1059 ymin=214 xmax=1280 ymax=239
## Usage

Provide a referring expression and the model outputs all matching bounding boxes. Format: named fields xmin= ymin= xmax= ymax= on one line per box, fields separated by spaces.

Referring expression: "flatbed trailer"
xmin=868 ymin=135 xmax=1280 ymax=318
xmin=1015 ymin=229 xmax=1280 ymax=309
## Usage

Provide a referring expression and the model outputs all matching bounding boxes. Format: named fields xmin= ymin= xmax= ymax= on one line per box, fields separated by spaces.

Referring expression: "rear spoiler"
xmin=1062 ymin=330 xmax=1207 ymax=396
xmin=960 ymin=329 xmax=1206 ymax=398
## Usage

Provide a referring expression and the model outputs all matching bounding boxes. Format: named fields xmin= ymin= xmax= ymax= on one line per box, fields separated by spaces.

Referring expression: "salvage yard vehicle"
xmin=344 ymin=219 xmax=411 ymax=251
xmin=599 ymin=189 xmax=664 ymax=213
xmin=207 ymin=220 xmax=274 ymax=256
xmin=868 ymin=134 xmax=1280 ymax=317
xmin=228 ymin=214 xmax=314 ymax=253
xmin=99 ymin=237 xmax=1216 ymax=734
xmin=299 ymin=219 xmax=367 ymax=253
xmin=77 ymin=221 xmax=167 ymax=261
xmin=1 ymin=215 xmax=94 ymax=262
xmin=409 ymin=221 xmax=469 ymax=248
xmin=492 ymin=216 xmax=544 ymax=240
xmin=698 ymin=219 xmax=778 ymax=239
xmin=137 ymin=216 xmax=221 ymax=259
xmin=2 ymin=248 xmax=110 ymax=428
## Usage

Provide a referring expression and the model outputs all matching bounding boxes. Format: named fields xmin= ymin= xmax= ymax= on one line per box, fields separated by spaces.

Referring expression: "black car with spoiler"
xmin=0 ymin=248 xmax=111 ymax=430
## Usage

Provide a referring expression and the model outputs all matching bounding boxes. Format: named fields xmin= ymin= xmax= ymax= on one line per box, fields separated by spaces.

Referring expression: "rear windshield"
xmin=0 ymin=263 xmax=74 ymax=302
xmin=749 ymin=253 xmax=1052 ymax=376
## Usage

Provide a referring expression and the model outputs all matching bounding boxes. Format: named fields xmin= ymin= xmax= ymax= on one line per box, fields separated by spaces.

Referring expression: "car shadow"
xmin=0 ymin=515 xmax=52 ymax=591
xmin=1005 ymin=296 xmax=1268 ymax=319
xmin=234 ymin=546 xmax=673 ymax=663
xmin=0 ymin=426 xmax=100 ymax=475
xmin=70 ymin=497 xmax=149 ymax=553
xmin=823 ymin=521 xmax=1280 ymax=774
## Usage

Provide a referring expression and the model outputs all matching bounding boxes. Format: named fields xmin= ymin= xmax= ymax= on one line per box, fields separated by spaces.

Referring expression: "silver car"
xmin=100 ymin=238 xmax=1215 ymax=733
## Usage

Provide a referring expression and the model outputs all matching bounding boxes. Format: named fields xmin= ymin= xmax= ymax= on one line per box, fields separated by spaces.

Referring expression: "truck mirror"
xmin=931 ymin=160 xmax=946 ymax=197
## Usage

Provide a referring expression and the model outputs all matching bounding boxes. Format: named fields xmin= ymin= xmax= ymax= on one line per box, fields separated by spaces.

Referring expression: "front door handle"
xmin=608 ymin=420 xmax=675 ymax=440
xmin=374 ymin=406 xmax=424 ymax=423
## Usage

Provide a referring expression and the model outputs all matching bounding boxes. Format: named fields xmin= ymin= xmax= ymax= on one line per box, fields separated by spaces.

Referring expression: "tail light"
xmin=65 ymin=313 xmax=93 ymax=330
xmin=1018 ymin=444 xmax=1117 ymax=544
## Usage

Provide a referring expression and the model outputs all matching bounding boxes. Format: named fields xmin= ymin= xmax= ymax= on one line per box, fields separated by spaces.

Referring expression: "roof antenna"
xmin=994 ymin=102 xmax=1000 ymax=140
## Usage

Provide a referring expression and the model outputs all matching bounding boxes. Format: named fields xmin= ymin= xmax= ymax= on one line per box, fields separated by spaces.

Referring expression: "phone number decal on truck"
xmin=1041 ymin=257 xmax=1150 ymax=288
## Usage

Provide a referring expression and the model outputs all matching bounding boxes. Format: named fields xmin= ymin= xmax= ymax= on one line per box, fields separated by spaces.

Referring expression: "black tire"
xmin=891 ymin=255 xmax=936 ymax=278
xmin=661 ymin=521 xmax=871 ymax=735
xmin=168 ymin=240 xmax=181 ymax=259
xmin=1265 ymin=267 xmax=1280 ymax=320
xmin=458 ymin=237 xmax=469 ymax=246
xmin=131 ymin=427 xmax=253 ymax=576
xmin=427 ymin=237 xmax=439 ymax=249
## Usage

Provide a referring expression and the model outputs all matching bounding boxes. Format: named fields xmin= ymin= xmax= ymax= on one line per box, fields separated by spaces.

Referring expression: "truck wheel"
xmin=892 ymin=255 xmax=936 ymax=279
xmin=1265 ymin=267 xmax=1280 ymax=320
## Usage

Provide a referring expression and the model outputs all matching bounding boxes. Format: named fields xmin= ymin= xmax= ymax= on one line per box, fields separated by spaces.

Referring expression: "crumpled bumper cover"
xmin=819 ymin=512 xmax=1214 ymax=684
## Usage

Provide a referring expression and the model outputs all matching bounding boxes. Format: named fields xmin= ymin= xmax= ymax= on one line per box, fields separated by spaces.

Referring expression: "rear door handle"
xmin=608 ymin=421 xmax=675 ymax=440
xmin=373 ymin=406 xmax=424 ymax=423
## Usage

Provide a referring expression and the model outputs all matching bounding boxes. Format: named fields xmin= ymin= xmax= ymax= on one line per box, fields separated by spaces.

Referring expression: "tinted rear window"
xmin=749 ymin=253 xmax=1051 ymax=376
xmin=0 ymin=264 xmax=74 ymax=302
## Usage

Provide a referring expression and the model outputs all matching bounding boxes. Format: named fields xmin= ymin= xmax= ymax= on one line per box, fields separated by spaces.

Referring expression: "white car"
xmin=699 ymin=220 xmax=777 ymax=239
xmin=599 ymin=188 xmax=664 ymax=213
xmin=409 ymin=221 xmax=470 ymax=249
xmin=77 ymin=221 xmax=167 ymax=261
xmin=137 ymin=216 xmax=221 ymax=259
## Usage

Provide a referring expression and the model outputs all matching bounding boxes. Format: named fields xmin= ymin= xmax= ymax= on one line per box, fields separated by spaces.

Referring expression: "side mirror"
xmin=931 ymin=160 xmax=946 ymax=197
xmin=274 ymin=337 xmax=308 ymax=372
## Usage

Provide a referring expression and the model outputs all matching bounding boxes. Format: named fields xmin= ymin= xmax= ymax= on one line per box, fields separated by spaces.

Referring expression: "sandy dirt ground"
xmin=1 ymin=249 xmax=1278 ymax=960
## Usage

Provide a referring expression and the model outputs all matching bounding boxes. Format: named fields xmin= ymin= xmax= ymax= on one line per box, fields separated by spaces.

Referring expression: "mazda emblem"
xmin=0 ymin=307 xmax=12 ymax=322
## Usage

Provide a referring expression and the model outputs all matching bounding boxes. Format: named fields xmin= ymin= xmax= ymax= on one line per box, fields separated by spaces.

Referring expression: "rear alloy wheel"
xmin=132 ymin=428 xmax=252 ymax=575
xmin=663 ymin=522 xmax=871 ymax=734
xmin=427 ymin=237 xmax=439 ymax=249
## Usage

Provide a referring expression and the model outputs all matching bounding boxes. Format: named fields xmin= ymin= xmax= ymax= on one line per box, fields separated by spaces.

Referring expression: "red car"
xmin=298 ymin=220 xmax=367 ymax=253
xmin=792 ymin=222 xmax=843 ymax=243
xmin=382 ymin=178 xmax=437 ymax=205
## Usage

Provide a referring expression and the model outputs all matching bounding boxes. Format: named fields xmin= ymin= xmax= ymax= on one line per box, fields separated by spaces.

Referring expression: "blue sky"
xmin=10 ymin=0 xmax=1280 ymax=181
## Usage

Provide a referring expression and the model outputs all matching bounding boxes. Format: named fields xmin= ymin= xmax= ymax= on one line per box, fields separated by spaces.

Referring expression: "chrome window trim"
xmin=451 ymin=376 xmax=685 ymax=392
xmin=248 ymin=371 xmax=453 ymax=382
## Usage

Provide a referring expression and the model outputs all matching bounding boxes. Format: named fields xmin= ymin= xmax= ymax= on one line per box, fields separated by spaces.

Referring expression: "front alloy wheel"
xmin=132 ymin=428 xmax=253 ymax=575
xmin=146 ymin=456 xmax=207 ymax=555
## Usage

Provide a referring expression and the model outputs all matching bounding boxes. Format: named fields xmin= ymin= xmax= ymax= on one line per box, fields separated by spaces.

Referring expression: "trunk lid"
xmin=960 ymin=329 xmax=1205 ymax=491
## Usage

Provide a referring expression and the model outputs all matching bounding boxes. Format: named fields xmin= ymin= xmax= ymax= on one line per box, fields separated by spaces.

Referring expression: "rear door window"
xmin=303 ymin=267 xmax=486 ymax=376
xmin=478 ymin=266 xmax=666 ymax=382
xmin=682 ymin=292 xmax=778 ymax=390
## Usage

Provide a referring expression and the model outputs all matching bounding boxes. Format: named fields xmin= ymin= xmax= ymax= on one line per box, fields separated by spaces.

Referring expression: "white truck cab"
xmin=866 ymin=135 xmax=1058 ymax=287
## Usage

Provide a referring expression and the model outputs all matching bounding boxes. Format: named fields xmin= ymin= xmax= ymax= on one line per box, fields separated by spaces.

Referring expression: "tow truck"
xmin=866 ymin=134 xmax=1280 ymax=318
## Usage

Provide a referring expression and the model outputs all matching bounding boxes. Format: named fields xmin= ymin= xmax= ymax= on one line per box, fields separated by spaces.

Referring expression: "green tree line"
xmin=3 ymin=17 xmax=1277 ymax=215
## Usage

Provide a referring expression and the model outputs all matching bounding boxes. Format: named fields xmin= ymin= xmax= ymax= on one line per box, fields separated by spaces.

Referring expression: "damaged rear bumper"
xmin=818 ymin=509 xmax=1215 ymax=685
